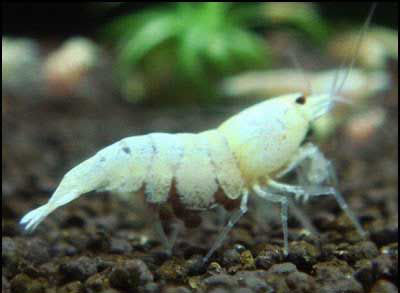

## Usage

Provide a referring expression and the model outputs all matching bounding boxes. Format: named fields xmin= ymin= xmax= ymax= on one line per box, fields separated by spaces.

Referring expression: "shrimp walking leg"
xmin=253 ymin=185 xmax=289 ymax=255
xmin=271 ymin=145 xmax=365 ymax=238
xmin=288 ymin=198 xmax=318 ymax=235
xmin=276 ymin=143 xmax=320 ymax=179
xmin=268 ymin=178 xmax=366 ymax=237
xmin=203 ymin=190 xmax=249 ymax=263
xmin=153 ymin=215 xmax=181 ymax=255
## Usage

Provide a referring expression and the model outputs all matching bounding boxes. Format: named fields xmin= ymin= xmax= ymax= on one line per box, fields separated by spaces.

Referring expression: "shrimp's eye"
xmin=295 ymin=95 xmax=306 ymax=105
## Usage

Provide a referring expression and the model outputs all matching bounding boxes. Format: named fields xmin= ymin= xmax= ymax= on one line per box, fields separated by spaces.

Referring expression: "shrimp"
xmin=19 ymin=90 xmax=366 ymax=261
xmin=21 ymin=5 xmax=376 ymax=263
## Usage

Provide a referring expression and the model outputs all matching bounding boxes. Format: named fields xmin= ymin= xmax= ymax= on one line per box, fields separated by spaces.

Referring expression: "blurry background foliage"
xmin=102 ymin=2 xmax=328 ymax=104
xmin=3 ymin=3 xmax=397 ymax=105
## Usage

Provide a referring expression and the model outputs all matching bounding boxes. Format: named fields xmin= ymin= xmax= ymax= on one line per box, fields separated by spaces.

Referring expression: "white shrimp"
xmin=21 ymin=6 xmax=376 ymax=262
xmin=19 ymin=90 xmax=366 ymax=260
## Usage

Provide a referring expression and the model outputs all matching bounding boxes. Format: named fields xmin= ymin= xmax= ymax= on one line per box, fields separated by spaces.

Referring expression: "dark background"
xmin=3 ymin=2 xmax=398 ymax=38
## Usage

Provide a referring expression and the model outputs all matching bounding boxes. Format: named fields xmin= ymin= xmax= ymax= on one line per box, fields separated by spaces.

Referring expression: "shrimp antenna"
xmin=287 ymin=49 xmax=313 ymax=96
xmin=332 ymin=3 xmax=377 ymax=98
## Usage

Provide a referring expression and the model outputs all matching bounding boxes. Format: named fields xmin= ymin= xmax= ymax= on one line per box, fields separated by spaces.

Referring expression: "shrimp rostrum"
xmin=21 ymin=7 xmax=375 ymax=262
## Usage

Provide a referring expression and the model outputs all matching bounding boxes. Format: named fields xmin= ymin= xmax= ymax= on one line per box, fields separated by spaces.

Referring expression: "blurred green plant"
xmin=260 ymin=2 xmax=328 ymax=42
xmin=103 ymin=3 xmax=328 ymax=103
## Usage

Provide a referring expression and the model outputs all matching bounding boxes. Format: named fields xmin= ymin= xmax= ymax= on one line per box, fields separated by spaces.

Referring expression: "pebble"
xmin=313 ymin=259 xmax=363 ymax=293
xmin=370 ymin=279 xmax=398 ymax=293
xmin=59 ymin=256 xmax=97 ymax=282
xmin=286 ymin=271 xmax=316 ymax=293
xmin=141 ymin=282 xmax=160 ymax=293
xmin=267 ymin=262 xmax=297 ymax=275
xmin=86 ymin=231 xmax=110 ymax=252
xmin=264 ymin=273 xmax=290 ymax=292
xmin=235 ymin=271 xmax=273 ymax=293
xmin=288 ymin=240 xmax=320 ymax=270
xmin=317 ymin=278 xmax=363 ymax=293
xmin=85 ymin=273 xmax=108 ymax=292
xmin=240 ymin=250 xmax=255 ymax=270
xmin=207 ymin=262 xmax=223 ymax=275
xmin=109 ymin=259 xmax=153 ymax=290
xmin=203 ymin=273 xmax=237 ymax=289
xmin=62 ymin=229 xmax=90 ymax=252
xmin=94 ymin=256 xmax=115 ymax=272
xmin=109 ymin=238 xmax=132 ymax=254
xmin=158 ymin=259 xmax=188 ymax=281
xmin=254 ymin=244 xmax=283 ymax=270
xmin=50 ymin=242 xmax=78 ymax=257
xmin=222 ymin=248 xmax=240 ymax=267
xmin=23 ymin=238 xmax=50 ymax=266
xmin=347 ymin=241 xmax=379 ymax=262
xmin=185 ymin=254 xmax=207 ymax=276
xmin=10 ymin=273 xmax=47 ymax=293
xmin=233 ymin=243 xmax=246 ymax=253
xmin=313 ymin=258 xmax=354 ymax=282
